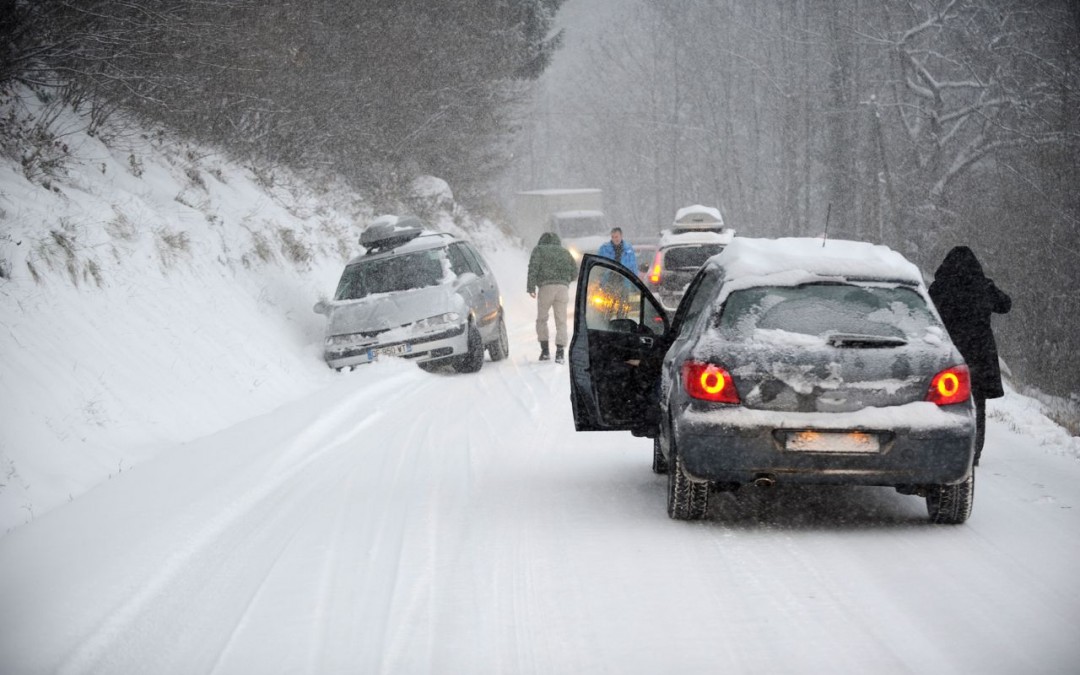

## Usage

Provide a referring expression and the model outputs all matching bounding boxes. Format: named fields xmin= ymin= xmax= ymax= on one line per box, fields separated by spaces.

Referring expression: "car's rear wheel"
xmin=487 ymin=314 xmax=509 ymax=362
xmin=652 ymin=437 xmax=668 ymax=475
xmin=926 ymin=472 xmax=974 ymax=524
xmin=667 ymin=441 xmax=708 ymax=520
xmin=453 ymin=322 xmax=484 ymax=374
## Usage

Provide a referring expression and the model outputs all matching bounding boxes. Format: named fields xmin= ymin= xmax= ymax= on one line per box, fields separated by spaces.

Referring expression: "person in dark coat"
xmin=929 ymin=246 xmax=1011 ymax=466
xmin=527 ymin=232 xmax=578 ymax=362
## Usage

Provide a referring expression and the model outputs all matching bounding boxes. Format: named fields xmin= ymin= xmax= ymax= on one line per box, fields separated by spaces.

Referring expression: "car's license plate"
xmin=368 ymin=343 xmax=410 ymax=360
xmin=785 ymin=431 xmax=880 ymax=453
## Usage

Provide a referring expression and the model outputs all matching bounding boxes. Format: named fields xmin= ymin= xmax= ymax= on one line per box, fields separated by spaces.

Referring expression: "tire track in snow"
xmin=57 ymin=373 xmax=420 ymax=675
xmin=310 ymin=370 xmax=460 ymax=673
xmin=367 ymin=357 xmax=570 ymax=673
xmin=204 ymin=515 xmax=309 ymax=675
xmin=471 ymin=358 xmax=570 ymax=674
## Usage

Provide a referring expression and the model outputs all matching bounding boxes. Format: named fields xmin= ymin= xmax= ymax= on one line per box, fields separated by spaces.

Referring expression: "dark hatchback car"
xmin=569 ymin=238 xmax=976 ymax=523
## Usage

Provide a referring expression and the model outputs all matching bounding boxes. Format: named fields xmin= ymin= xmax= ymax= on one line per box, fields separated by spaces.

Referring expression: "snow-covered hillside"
xmin=0 ymin=99 xmax=519 ymax=534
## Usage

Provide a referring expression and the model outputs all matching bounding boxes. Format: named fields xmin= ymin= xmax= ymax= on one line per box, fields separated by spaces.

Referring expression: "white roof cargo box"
xmin=673 ymin=204 xmax=724 ymax=230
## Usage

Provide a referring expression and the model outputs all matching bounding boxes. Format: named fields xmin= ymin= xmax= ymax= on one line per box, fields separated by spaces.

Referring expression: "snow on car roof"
xmin=659 ymin=228 xmax=735 ymax=247
xmin=713 ymin=237 xmax=924 ymax=288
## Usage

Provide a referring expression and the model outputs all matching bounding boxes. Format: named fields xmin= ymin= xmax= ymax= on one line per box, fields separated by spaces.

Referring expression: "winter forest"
xmin=2 ymin=0 xmax=1079 ymax=396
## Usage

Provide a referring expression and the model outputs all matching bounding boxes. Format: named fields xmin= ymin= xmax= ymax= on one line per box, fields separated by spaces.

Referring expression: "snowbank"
xmin=0 ymin=97 xmax=519 ymax=533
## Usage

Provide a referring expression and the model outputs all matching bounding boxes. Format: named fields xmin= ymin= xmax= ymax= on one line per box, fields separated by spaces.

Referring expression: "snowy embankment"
xmin=0 ymin=103 xmax=522 ymax=534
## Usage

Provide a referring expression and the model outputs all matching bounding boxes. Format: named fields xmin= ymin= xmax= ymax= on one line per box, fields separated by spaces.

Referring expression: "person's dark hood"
xmin=539 ymin=232 xmax=561 ymax=246
xmin=934 ymin=246 xmax=985 ymax=282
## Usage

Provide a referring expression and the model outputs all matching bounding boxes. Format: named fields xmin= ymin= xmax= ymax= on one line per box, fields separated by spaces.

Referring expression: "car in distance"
xmin=646 ymin=228 xmax=734 ymax=311
xmin=315 ymin=216 xmax=508 ymax=373
xmin=550 ymin=209 xmax=609 ymax=264
xmin=569 ymin=237 xmax=976 ymax=523
xmin=645 ymin=205 xmax=735 ymax=311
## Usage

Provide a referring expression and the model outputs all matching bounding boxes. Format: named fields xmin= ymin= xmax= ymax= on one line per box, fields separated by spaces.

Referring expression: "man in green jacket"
xmin=527 ymin=232 xmax=578 ymax=362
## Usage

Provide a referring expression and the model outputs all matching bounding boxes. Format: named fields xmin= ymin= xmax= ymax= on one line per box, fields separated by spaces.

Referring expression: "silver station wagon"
xmin=315 ymin=217 xmax=508 ymax=373
xmin=569 ymin=237 xmax=976 ymax=523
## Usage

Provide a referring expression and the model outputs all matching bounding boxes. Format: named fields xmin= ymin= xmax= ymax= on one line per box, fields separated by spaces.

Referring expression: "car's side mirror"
xmin=313 ymin=299 xmax=330 ymax=315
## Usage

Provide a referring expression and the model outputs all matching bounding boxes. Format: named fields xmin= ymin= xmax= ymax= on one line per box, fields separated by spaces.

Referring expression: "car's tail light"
xmin=683 ymin=361 xmax=740 ymax=404
xmin=649 ymin=250 xmax=663 ymax=284
xmin=926 ymin=365 xmax=971 ymax=406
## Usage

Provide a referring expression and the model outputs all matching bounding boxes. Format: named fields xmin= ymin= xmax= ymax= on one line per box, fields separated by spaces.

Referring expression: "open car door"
xmin=569 ymin=255 xmax=670 ymax=435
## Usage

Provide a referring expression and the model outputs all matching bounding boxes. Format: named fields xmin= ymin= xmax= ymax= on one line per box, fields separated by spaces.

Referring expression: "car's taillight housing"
xmin=683 ymin=361 xmax=740 ymax=404
xmin=649 ymin=250 xmax=663 ymax=284
xmin=926 ymin=365 xmax=971 ymax=406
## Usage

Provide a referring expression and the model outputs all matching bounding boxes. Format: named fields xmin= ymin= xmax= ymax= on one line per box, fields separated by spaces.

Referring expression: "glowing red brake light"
xmin=683 ymin=361 xmax=740 ymax=404
xmin=926 ymin=365 xmax=971 ymax=406
xmin=649 ymin=250 xmax=663 ymax=284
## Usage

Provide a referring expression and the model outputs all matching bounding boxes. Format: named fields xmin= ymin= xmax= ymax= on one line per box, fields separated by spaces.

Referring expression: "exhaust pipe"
xmin=753 ymin=474 xmax=776 ymax=488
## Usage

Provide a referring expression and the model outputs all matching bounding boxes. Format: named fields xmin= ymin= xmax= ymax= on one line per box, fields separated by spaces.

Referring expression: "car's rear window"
xmin=664 ymin=244 xmax=725 ymax=270
xmin=335 ymin=249 xmax=447 ymax=300
xmin=716 ymin=284 xmax=937 ymax=340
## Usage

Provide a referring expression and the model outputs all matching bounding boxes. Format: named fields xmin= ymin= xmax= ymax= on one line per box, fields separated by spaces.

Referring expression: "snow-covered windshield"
xmin=334 ymin=249 xmax=446 ymax=300
xmin=717 ymin=284 xmax=937 ymax=340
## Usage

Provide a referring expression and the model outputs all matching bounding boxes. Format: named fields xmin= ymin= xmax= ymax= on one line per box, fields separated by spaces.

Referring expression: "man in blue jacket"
xmin=597 ymin=227 xmax=637 ymax=273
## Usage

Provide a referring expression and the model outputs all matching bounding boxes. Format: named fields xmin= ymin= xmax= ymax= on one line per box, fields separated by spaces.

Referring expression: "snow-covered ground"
xmin=2 ymin=105 xmax=1079 ymax=673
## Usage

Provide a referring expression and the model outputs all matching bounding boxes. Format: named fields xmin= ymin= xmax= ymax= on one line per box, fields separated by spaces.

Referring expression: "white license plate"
xmin=368 ymin=344 xmax=410 ymax=360
xmin=786 ymin=431 xmax=880 ymax=453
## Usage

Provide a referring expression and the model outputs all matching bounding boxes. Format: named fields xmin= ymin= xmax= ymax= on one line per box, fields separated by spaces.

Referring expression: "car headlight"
xmin=326 ymin=334 xmax=356 ymax=346
xmin=414 ymin=312 xmax=461 ymax=330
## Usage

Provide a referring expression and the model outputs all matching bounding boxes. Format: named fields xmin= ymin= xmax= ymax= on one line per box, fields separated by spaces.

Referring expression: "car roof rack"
xmin=360 ymin=215 xmax=427 ymax=253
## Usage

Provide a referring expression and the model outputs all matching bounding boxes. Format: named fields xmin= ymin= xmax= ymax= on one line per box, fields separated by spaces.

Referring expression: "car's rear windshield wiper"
xmin=826 ymin=333 xmax=908 ymax=348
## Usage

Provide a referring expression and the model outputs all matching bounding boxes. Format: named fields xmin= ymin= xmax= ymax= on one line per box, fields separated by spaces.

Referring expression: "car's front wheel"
xmin=925 ymin=472 xmax=974 ymax=524
xmin=667 ymin=441 xmax=708 ymax=520
xmin=453 ymin=322 xmax=485 ymax=374
xmin=487 ymin=314 xmax=509 ymax=362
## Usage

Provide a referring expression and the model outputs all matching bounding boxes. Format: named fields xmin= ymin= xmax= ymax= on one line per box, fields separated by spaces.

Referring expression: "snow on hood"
xmin=325 ymin=284 xmax=464 ymax=336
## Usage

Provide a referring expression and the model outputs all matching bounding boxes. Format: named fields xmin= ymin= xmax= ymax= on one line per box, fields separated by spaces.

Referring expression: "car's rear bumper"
xmin=672 ymin=403 xmax=975 ymax=487
xmin=324 ymin=324 xmax=466 ymax=369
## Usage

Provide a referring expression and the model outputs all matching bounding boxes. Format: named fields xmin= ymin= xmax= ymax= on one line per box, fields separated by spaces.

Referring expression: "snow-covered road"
xmin=2 ymin=303 xmax=1078 ymax=674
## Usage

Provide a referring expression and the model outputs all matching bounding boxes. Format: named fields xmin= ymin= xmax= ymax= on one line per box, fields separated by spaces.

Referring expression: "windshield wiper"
xmin=826 ymin=333 xmax=908 ymax=348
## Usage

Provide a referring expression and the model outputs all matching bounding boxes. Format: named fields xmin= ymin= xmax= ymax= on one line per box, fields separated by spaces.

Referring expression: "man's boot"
xmin=539 ymin=341 xmax=550 ymax=361
xmin=554 ymin=345 xmax=565 ymax=363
